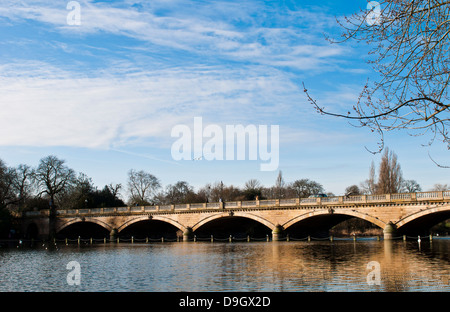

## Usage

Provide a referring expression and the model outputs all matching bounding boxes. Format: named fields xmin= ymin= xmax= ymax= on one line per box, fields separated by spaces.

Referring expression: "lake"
xmin=0 ymin=239 xmax=449 ymax=292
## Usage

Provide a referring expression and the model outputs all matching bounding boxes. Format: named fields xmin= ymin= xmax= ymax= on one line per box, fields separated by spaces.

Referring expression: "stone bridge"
xmin=21 ymin=191 xmax=450 ymax=241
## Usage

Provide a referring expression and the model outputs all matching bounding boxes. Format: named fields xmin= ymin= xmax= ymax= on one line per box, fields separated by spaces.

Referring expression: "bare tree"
xmin=0 ymin=159 xmax=15 ymax=209
xmin=106 ymin=183 xmax=122 ymax=200
xmin=275 ymin=171 xmax=286 ymax=198
xmin=164 ymin=181 xmax=194 ymax=204
xmin=244 ymin=179 xmax=262 ymax=191
xmin=345 ymin=185 xmax=362 ymax=196
xmin=209 ymin=181 xmax=225 ymax=202
xmin=0 ymin=160 xmax=16 ymax=237
xmin=430 ymin=183 xmax=449 ymax=191
xmin=34 ymin=155 xmax=76 ymax=208
xmin=219 ymin=184 xmax=242 ymax=202
xmin=376 ymin=148 xmax=403 ymax=194
xmin=360 ymin=149 xmax=404 ymax=194
xmin=10 ymin=164 xmax=34 ymax=212
xmin=63 ymin=172 xmax=96 ymax=209
xmin=243 ymin=179 xmax=262 ymax=200
xmin=304 ymin=0 xmax=450 ymax=155
xmin=360 ymin=161 xmax=377 ymax=194
xmin=127 ymin=169 xmax=161 ymax=205
xmin=197 ymin=183 xmax=213 ymax=203
xmin=290 ymin=179 xmax=324 ymax=198
xmin=402 ymin=179 xmax=422 ymax=193
xmin=34 ymin=155 xmax=76 ymax=238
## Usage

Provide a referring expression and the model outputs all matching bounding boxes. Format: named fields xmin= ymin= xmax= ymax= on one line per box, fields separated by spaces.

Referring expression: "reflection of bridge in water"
xmin=263 ymin=240 xmax=450 ymax=291
xmin=22 ymin=191 xmax=450 ymax=241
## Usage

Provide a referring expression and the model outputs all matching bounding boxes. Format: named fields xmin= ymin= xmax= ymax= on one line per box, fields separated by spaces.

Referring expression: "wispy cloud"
xmin=0 ymin=0 xmax=361 ymax=151
xmin=0 ymin=0 xmax=345 ymax=71
xmin=0 ymin=61 xmax=302 ymax=148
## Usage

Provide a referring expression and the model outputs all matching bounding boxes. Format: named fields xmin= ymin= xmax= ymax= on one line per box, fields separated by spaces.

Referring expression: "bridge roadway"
xmin=22 ymin=191 xmax=450 ymax=240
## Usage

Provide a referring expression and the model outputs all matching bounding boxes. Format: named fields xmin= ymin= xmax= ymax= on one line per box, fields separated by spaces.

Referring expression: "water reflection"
xmin=0 ymin=240 xmax=448 ymax=292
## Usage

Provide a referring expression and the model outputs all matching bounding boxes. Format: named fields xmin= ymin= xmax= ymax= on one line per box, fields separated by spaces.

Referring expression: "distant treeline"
xmin=0 ymin=148 xmax=448 ymax=237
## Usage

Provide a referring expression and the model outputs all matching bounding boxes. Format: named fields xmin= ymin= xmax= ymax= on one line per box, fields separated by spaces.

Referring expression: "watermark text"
xmin=66 ymin=260 xmax=81 ymax=286
xmin=171 ymin=117 xmax=279 ymax=171
xmin=366 ymin=1 xmax=381 ymax=26
xmin=366 ymin=261 xmax=381 ymax=285
xmin=67 ymin=1 xmax=81 ymax=26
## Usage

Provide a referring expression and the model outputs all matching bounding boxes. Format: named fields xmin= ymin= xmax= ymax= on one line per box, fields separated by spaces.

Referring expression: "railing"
xmin=159 ymin=205 xmax=172 ymax=211
xmin=206 ymin=202 xmax=220 ymax=208
xmin=300 ymin=198 xmax=317 ymax=204
xmin=223 ymin=201 xmax=238 ymax=208
xmin=417 ymin=191 xmax=441 ymax=199
xmin=24 ymin=190 xmax=450 ymax=217
xmin=280 ymin=198 xmax=297 ymax=205
xmin=189 ymin=203 xmax=206 ymax=209
xmin=391 ymin=193 xmax=412 ymax=200
xmin=322 ymin=197 xmax=339 ymax=203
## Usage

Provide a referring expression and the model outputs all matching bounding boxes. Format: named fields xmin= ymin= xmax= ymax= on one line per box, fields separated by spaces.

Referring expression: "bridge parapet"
xmin=23 ymin=190 xmax=450 ymax=218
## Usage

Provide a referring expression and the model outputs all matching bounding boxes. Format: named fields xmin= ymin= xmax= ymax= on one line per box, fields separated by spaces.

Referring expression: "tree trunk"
xmin=48 ymin=196 xmax=56 ymax=240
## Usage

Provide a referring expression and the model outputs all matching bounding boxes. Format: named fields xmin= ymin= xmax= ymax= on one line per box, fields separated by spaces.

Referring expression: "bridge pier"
xmin=272 ymin=225 xmax=284 ymax=241
xmin=110 ymin=228 xmax=118 ymax=242
xmin=183 ymin=227 xmax=193 ymax=242
xmin=383 ymin=222 xmax=397 ymax=240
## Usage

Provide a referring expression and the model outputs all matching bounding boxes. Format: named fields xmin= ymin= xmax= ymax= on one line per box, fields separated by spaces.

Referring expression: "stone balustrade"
xmin=26 ymin=190 xmax=450 ymax=217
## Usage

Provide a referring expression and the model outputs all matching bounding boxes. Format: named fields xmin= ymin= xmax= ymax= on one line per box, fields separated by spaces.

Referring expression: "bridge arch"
xmin=55 ymin=218 xmax=112 ymax=239
xmin=117 ymin=215 xmax=187 ymax=233
xmin=191 ymin=211 xmax=276 ymax=232
xmin=395 ymin=204 xmax=450 ymax=233
xmin=282 ymin=209 xmax=387 ymax=232
xmin=56 ymin=218 xmax=113 ymax=234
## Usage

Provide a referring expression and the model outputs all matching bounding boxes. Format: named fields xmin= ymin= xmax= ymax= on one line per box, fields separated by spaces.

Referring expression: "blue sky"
xmin=0 ymin=0 xmax=448 ymax=198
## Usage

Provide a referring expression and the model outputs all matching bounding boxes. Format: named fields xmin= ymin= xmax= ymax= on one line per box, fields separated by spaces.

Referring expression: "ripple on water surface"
xmin=0 ymin=240 xmax=448 ymax=292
